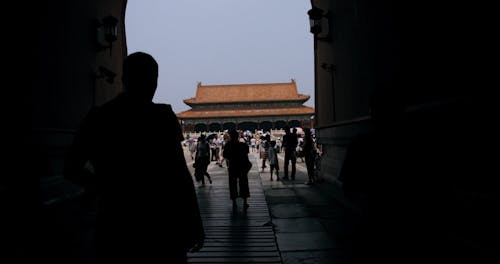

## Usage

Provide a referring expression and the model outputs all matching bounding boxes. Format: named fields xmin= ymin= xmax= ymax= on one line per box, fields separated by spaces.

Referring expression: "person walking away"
xmin=303 ymin=128 xmax=316 ymax=184
xmin=282 ymin=126 xmax=298 ymax=180
xmin=64 ymin=52 xmax=204 ymax=263
xmin=195 ymin=134 xmax=212 ymax=185
xmin=260 ymin=134 xmax=270 ymax=172
xmin=250 ymin=137 xmax=256 ymax=152
xmin=223 ymin=129 xmax=251 ymax=211
xmin=215 ymin=135 xmax=224 ymax=167
xmin=188 ymin=138 xmax=197 ymax=160
xmin=268 ymin=140 xmax=280 ymax=181
xmin=210 ymin=137 xmax=218 ymax=162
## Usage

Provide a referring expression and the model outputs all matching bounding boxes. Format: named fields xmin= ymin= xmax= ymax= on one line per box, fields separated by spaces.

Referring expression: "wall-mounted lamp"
xmin=308 ymin=7 xmax=331 ymax=42
xmin=94 ymin=15 xmax=118 ymax=55
xmin=93 ymin=66 xmax=116 ymax=84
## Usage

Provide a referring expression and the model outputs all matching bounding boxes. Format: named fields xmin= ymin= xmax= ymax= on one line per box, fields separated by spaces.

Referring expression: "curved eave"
xmin=183 ymin=97 xmax=310 ymax=106
xmin=183 ymin=98 xmax=196 ymax=107
xmin=177 ymin=106 xmax=315 ymax=119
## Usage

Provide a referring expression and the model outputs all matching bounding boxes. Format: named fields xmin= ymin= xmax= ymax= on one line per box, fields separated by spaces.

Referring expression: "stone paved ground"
xmin=184 ymin=146 xmax=362 ymax=264
xmin=186 ymin=151 xmax=281 ymax=263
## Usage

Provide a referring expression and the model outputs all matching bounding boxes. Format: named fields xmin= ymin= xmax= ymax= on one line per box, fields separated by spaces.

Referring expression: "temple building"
xmin=177 ymin=79 xmax=314 ymax=132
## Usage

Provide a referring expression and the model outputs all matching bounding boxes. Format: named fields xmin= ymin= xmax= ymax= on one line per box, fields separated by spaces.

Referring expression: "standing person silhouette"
xmin=223 ymin=129 xmax=251 ymax=211
xmin=282 ymin=126 xmax=298 ymax=180
xmin=64 ymin=52 xmax=204 ymax=263
xmin=260 ymin=134 xmax=270 ymax=172
xmin=303 ymin=128 xmax=316 ymax=184
xmin=268 ymin=140 xmax=280 ymax=181
xmin=194 ymin=134 xmax=212 ymax=185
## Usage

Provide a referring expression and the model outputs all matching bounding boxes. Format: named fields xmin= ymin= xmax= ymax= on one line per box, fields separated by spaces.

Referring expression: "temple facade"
xmin=177 ymin=79 xmax=314 ymax=132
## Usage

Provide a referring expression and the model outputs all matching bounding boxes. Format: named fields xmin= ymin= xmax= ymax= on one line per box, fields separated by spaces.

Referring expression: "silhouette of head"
xmin=122 ymin=52 xmax=158 ymax=102
xmin=229 ymin=129 xmax=239 ymax=142
xmin=284 ymin=125 xmax=290 ymax=134
xmin=304 ymin=128 xmax=311 ymax=137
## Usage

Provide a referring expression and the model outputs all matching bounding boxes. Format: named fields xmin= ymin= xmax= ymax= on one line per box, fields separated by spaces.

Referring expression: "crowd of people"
xmin=184 ymin=126 xmax=323 ymax=185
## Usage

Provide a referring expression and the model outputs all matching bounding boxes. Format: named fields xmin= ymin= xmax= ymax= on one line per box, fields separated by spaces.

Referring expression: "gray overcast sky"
xmin=125 ymin=0 xmax=314 ymax=113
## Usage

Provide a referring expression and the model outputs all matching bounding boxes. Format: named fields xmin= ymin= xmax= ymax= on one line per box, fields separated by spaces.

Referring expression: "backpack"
xmin=196 ymin=141 xmax=210 ymax=158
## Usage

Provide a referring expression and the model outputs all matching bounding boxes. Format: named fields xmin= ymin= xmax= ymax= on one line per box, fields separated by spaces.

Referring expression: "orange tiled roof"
xmin=177 ymin=106 xmax=314 ymax=119
xmin=184 ymin=80 xmax=310 ymax=105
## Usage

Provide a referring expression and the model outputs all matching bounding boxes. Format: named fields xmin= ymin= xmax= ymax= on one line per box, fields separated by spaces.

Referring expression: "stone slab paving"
xmin=186 ymin=152 xmax=282 ymax=263
xmin=182 ymin=146 xmax=362 ymax=264
xmin=258 ymin=151 xmax=360 ymax=264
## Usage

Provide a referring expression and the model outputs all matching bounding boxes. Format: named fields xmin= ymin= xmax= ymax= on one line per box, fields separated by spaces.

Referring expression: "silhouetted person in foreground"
xmin=223 ymin=129 xmax=251 ymax=211
xmin=64 ymin=52 xmax=204 ymax=263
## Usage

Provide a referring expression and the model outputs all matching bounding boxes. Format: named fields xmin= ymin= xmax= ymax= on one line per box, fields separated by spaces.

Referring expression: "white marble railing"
xmin=183 ymin=129 xmax=287 ymax=139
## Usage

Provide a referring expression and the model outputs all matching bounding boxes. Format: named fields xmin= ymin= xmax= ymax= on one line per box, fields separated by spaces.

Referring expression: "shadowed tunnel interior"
xmin=2 ymin=0 xmax=496 ymax=263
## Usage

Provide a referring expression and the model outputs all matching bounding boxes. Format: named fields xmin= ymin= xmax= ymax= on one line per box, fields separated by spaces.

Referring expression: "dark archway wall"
xmin=32 ymin=0 xmax=128 ymax=177
xmin=314 ymin=0 xmax=489 ymax=184
xmin=313 ymin=1 xmax=494 ymax=261
xmin=314 ymin=0 xmax=392 ymax=183
xmin=11 ymin=1 xmax=129 ymax=262
xmin=35 ymin=0 xmax=127 ymax=130
xmin=314 ymin=0 xmax=486 ymax=182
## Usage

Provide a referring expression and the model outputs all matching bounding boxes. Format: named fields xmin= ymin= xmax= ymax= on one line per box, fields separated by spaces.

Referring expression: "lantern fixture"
xmin=307 ymin=7 xmax=331 ymax=41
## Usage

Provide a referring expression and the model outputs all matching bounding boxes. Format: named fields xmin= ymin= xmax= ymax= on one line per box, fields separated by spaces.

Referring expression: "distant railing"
xmin=183 ymin=129 xmax=287 ymax=140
